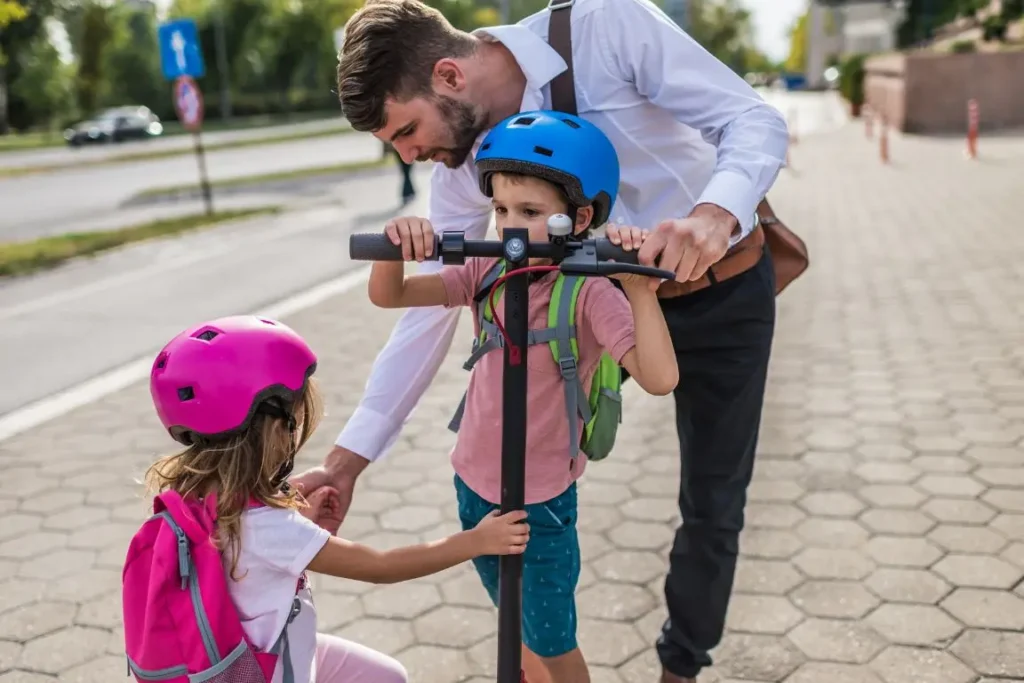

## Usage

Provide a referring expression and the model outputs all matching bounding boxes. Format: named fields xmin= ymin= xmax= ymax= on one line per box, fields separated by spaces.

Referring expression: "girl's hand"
xmin=605 ymin=224 xmax=653 ymax=287
xmin=472 ymin=510 xmax=530 ymax=556
xmin=384 ymin=216 xmax=435 ymax=262
xmin=299 ymin=486 xmax=343 ymax=532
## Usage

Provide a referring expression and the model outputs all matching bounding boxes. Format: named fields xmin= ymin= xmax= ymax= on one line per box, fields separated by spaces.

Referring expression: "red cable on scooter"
xmin=487 ymin=264 xmax=560 ymax=366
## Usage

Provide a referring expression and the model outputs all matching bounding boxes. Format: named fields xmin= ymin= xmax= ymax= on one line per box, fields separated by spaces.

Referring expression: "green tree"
xmin=10 ymin=30 xmax=75 ymax=128
xmin=102 ymin=4 xmax=164 ymax=113
xmin=75 ymin=1 xmax=114 ymax=116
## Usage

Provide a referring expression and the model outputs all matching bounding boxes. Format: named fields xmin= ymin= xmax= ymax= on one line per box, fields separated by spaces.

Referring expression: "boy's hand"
xmin=605 ymin=224 xmax=655 ymax=288
xmin=298 ymin=486 xmax=343 ymax=532
xmin=384 ymin=216 xmax=435 ymax=262
xmin=471 ymin=510 xmax=530 ymax=556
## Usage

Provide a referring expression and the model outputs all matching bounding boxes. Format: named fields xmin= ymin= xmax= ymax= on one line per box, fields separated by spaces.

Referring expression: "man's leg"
xmin=655 ymin=249 xmax=776 ymax=680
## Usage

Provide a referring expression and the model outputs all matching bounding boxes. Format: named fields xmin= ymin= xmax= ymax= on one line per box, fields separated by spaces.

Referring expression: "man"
xmin=299 ymin=0 xmax=788 ymax=680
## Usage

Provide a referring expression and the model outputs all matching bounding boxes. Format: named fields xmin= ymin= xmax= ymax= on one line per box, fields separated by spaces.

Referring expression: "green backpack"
xmin=447 ymin=260 xmax=623 ymax=461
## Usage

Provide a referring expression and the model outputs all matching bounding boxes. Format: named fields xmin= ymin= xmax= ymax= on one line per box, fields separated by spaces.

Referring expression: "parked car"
xmin=64 ymin=106 xmax=164 ymax=147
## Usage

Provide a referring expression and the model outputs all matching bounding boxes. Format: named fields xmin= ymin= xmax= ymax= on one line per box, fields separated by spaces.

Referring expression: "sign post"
xmin=159 ymin=19 xmax=213 ymax=215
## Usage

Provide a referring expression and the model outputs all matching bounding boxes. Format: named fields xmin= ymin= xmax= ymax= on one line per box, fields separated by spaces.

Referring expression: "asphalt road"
xmin=0 ymin=130 xmax=384 ymax=242
xmin=0 ymin=117 xmax=350 ymax=171
xmin=0 ymin=165 xmax=432 ymax=416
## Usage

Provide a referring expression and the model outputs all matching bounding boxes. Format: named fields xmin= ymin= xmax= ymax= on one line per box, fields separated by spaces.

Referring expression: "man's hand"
xmin=636 ymin=203 xmax=739 ymax=291
xmin=289 ymin=446 xmax=370 ymax=535
xmin=297 ymin=486 xmax=343 ymax=533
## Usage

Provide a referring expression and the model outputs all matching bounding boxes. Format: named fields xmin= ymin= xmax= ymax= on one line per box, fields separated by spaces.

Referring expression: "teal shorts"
xmin=454 ymin=475 xmax=580 ymax=658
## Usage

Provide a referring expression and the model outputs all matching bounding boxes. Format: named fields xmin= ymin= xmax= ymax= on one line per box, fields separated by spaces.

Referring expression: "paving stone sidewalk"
xmin=2 ymin=124 xmax=1024 ymax=683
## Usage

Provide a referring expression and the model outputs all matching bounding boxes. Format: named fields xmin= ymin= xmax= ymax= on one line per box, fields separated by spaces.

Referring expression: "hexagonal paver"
xmin=725 ymin=594 xmax=803 ymax=635
xmin=974 ymin=466 xmax=1024 ymax=487
xmin=398 ymin=644 xmax=474 ymax=683
xmin=864 ymin=536 xmax=942 ymax=568
xmin=793 ymin=549 xmax=874 ymax=580
xmin=854 ymin=463 xmax=918 ymax=485
xmin=363 ymin=582 xmax=441 ymax=619
xmin=1003 ymin=541 xmax=1024 ymax=568
xmin=797 ymin=491 xmax=866 ymax=518
xmin=983 ymin=488 xmax=1024 ymax=513
xmin=787 ymin=618 xmax=886 ymax=664
xmin=0 ymin=578 xmax=46 ymax=614
xmin=748 ymin=480 xmax=805 ymax=503
xmin=928 ymin=523 xmax=1006 ymax=553
xmin=0 ymin=600 xmax=75 ymax=641
xmin=733 ymin=559 xmax=803 ymax=595
xmin=619 ymin=498 xmax=678 ymax=523
xmin=992 ymin=513 xmax=1024 ymax=540
xmin=0 ymin=671 xmax=56 ymax=683
xmin=746 ymin=503 xmax=807 ymax=529
xmin=712 ymin=633 xmax=805 ymax=681
xmin=789 ymin=580 xmax=880 ymax=618
xmin=0 ymin=532 xmax=68 ymax=560
xmin=803 ymin=451 xmax=856 ymax=472
xmin=910 ymin=454 xmax=972 ymax=473
xmin=412 ymin=605 xmax=495 ymax=647
xmin=41 ymin=506 xmax=110 ymax=532
xmin=577 ymin=582 xmax=655 ymax=621
xmin=592 ymin=550 xmax=664 ymax=584
xmin=607 ymin=521 xmax=672 ymax=550
xmin=858 ymin=485 xmax=926 ymax=509
xmin=858 ymin=509 xmax=935 ymax=535
xmin=865 ymin=604 xmax=962 ymax=646
xmin=870 ymin=645 xmax=975 ymax=683
xmin=0 ymin=514 xmax=42 ymax=542
xmin=864 ymin=568 xmax=952 ymax=604
xmin=17 ymin=548 xmax=96 ymax=580
xmin=379 ymin=505 xmax=443 ymax=533
xmin=922 ymin=497 xmax=998 ymax=524
xmin=740 ymin=529 xmax=804 ymax=560
xmin=965 ymin=445 xmax=1021 ymax=466
xmin=911 ymin=435 xmax=966 ymax=453
xmin=786 ymin=662 xmax=884 ymax=683
xmin=576 ymin=619 xmax=646 ymax=667
xmin=932 ymin=554 xmax=1023 ymax=589
xmin=795 ymin=519 xmax=869 ymax=549
xmin=333 ymin=618 xmax=415 ymax=656
xmin=17 ymin=625 xmax=110 ymax=673
xmin=858 ymin=443 xmax=914 ymax=462
xmin=916 ymin=474 xmax=985 ymax=498
xmin=950 ymin=629 xmax=1024 ymax=678
xmin=940 ymin=587 xmax=1024 ymax=630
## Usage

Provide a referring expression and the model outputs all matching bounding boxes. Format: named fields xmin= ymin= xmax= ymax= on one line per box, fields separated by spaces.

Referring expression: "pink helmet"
xmin=150 ymin=315 xmax=317 ymax=445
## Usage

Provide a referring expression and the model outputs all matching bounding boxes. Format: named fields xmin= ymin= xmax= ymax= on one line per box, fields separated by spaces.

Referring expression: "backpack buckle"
xmin=558 ymin=356 xmax=577 ymax=379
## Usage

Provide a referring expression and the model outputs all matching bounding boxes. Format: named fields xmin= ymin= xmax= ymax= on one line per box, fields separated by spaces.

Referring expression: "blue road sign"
xmin=158 ymin=19 xmax=206 ymax=80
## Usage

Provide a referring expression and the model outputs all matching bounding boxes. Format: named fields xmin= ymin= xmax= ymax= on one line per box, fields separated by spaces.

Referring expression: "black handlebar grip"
xmin=348 ymin=233 xmax=441 ymax=261
xmin=594 ymin=239 xmax=641 ymax=266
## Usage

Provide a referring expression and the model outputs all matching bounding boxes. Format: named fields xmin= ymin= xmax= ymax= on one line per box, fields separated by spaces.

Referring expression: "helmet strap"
xmin=567 ymin=205 xmax=582 ymax=241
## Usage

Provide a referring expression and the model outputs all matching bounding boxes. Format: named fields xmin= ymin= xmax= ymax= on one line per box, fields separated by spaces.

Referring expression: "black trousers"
xmin=623 ymin=247 xmax=776 ymax=678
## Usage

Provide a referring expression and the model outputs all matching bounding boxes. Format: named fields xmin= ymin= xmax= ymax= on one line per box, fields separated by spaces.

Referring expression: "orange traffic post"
xmin=879 ymin=115 xmax=890 ymax=164
xmin=966 ymin=98 xmax=979 ymax=160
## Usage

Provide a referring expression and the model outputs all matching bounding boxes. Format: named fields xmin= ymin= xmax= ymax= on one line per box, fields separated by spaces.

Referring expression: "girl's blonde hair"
xmin=145 ymin=379 xmax=324 ymax=579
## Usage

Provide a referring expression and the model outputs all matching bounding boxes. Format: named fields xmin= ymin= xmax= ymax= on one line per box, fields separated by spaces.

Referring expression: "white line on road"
xmin=0 ymin=265 xmax=371 ymax=444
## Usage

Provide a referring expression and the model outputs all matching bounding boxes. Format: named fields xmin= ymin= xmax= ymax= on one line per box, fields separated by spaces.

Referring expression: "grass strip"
xmin=0 ymin=125 xmax=355 ymax=179
xmin=133 ymin=156 xmax=392 ymax=200
xmin=0 ymin=207 xmax=279 ymax=278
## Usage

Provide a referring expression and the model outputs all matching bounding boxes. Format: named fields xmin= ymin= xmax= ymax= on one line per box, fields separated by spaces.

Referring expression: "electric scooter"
xmin=349 ymin=215 xmax=675 ymax=683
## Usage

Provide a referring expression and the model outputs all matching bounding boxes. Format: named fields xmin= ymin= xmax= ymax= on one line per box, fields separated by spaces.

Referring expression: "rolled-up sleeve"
xmin=335 ymin=161 xmax=493 ymax=462
xmin=597 ymin=0 xmax=788 ymax=239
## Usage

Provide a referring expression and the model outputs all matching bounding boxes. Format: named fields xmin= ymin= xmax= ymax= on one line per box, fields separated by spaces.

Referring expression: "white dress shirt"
xmin=337 ymin=0 xmax=789 ymax=460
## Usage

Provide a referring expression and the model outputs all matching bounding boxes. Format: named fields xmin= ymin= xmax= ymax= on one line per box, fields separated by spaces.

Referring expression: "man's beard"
xmin=419 ymin=95 xmax=485 ymax=169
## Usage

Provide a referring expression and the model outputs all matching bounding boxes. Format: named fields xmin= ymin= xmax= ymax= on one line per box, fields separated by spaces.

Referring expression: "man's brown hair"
xmin=337 ymin=0 xmax=477 ymax=132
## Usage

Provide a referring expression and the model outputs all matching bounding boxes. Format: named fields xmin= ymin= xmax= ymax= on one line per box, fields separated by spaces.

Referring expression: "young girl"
xmin=366 ymin=111 xmax=679 ymax=683
xmin=145 ymin=314 xmax=529 ymax=683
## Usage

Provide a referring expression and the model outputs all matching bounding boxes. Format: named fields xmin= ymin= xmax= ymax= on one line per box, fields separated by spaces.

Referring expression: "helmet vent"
xmin=480 ymin=143 xmax=491 ymax=151
xmin=259 ymin=318 xmax=277 ymax=325
xmin=177 ymin=386 xmax=195 ymax=401
xmin=561 ymin=118 xmax=581 ymax=129
xmin=513 ymin=116 xmax=536 ymax=126
xmin=155 ymin=354 xmax=167 ymax=370
xmin=194 ymin=329 xmax=218 ymax=341
xmin=533 ymin=146 xmax=553 ymax=157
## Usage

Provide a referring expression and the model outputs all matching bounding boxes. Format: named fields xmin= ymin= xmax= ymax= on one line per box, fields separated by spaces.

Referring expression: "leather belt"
xmin=656 ymin=222 xmax=766 ymax=299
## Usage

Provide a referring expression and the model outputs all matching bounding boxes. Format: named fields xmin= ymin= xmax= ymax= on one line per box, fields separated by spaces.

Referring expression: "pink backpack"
xmin=122 ymin=491 xmax=300 ymax=683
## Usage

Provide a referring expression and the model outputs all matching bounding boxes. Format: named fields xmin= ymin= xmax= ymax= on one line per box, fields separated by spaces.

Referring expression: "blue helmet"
xmin=475 ymin=110 xmax=619 ymax=227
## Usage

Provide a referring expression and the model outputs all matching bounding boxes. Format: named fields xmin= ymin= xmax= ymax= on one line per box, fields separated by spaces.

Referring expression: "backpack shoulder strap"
xmin=548 ymin=273 xmax=592 ymax=458
xmin=547 ymin=0 xmax=578 ymax=115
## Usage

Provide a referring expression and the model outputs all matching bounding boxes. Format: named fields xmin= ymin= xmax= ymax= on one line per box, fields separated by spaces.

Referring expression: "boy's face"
xmin=490 ymin=174 xmax=593 ymax=256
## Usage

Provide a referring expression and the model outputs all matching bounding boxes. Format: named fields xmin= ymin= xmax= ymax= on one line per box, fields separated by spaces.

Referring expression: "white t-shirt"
xmin=224 ymin=506 xmax=330 ymax=683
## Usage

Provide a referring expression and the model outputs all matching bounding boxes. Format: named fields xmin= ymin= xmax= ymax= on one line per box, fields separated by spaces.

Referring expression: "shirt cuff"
xmin=286 ymin=522 xmax=331 ymax=577
xmin=334 ymin=405 xmax=403 ymax=463
xmin=696 ymin=170 xmax=760 ymax=247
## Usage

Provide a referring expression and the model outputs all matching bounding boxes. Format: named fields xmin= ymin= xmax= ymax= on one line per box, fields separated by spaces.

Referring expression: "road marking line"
xmin=0 ymin=265 xmax=371 ymax=444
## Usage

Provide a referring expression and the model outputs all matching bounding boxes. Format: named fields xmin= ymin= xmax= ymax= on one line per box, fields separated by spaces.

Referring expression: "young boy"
xmin=367 ymin=110 xmax=678 ymax=683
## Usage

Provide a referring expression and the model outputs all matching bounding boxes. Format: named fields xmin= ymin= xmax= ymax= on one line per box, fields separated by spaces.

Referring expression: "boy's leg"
xmin=521 ymin=485 xmax=589 ymax=683
xmin=314 ymin=632 xmax=408 ymax=683
xmin=655 ymin=251 xmax=776 ymax=679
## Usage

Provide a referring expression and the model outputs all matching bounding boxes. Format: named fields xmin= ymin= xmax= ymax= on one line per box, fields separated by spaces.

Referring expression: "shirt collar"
xmin=472 ymin=24 xmax=566 ymax=111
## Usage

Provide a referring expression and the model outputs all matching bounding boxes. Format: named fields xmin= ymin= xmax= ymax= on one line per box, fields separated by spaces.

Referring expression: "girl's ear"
xmin=574 ymin=205 xmax=594 ymax=235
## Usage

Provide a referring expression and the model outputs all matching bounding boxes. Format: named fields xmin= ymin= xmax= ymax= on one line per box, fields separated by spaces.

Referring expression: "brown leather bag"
xmin=547 ymin=5 xmax=809 ymax=296
xmin=756 ymin=198 xmax=809 ymax=295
